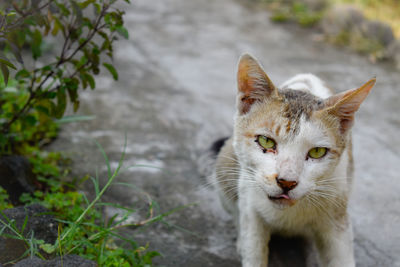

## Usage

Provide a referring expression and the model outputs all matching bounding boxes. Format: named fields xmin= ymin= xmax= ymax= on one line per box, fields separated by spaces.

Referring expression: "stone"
xmin=321 ymin=4 xmax=395 ymax=56
xmin=301 ymin=0 xmax=328 ymax=12
xmin=321 ymin=4 xmax=365 ymax=37
xmin=361 ymin=20 xmax=395 ymax=47
xmin=0 ymin=204 xmax=58 ymax=265
xmin=0 ymin=156 xmax=35 ymax=205
xmin=13 ymin=255 xmax=96 ymax=267
xmin=386 ymin=39 xmax=400 ymax=70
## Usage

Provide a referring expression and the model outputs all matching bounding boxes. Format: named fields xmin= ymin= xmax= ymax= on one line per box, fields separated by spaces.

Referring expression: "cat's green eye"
xmin=308 ymin=147 xmax=328 ymax=159
xmin=257 ymin=135 xmax=276 ymax=151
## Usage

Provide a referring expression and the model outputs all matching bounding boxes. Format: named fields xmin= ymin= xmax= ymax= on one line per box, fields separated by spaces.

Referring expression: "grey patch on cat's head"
xmin=278 ymin=89 xmax=325 ymax=135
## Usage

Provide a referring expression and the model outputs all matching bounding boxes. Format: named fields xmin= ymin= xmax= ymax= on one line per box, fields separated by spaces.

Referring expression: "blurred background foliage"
xmin=332 ymin=0 xmax=400 ymax=38
xmin=263 ymin=0 xmax=400 ymax=62
xmin=265 ymin=0 xmax=400 ymax=31
xmin=0 ymin=0 xmax=127 ymax=156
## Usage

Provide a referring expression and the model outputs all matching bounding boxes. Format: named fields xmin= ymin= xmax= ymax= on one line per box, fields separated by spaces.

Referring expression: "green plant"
xmin=327 ymin=30 xmax=385 ymax=60
xmin=292 ymin=3 xmax=322 ymax=27
xmin=0 ymin=0 xmax=129 ymax=155
xmin=266 ymin=1 xmax=323 ymax=27
xmin=0 ymin=186 xmax=13 ymax=210
xmin=0 ymin=211 xmax=36 ymax=263
xmin=0 ymin=2 xmax=178 ymax=265
xmin=331 ymin=0 xmax=400 ymax=38
xmin=1 ymin=140 xmax=182 ymax=266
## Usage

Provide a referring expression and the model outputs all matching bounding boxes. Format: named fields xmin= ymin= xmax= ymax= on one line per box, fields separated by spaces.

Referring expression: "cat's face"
xmin=233 ymin=96 xmax=344 ymax=207
xmin=233 ymin=54 xmax=375 ymax=208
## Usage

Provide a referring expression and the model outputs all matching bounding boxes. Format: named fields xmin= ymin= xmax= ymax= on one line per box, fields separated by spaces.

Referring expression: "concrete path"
xmin=51 ymin=0 xmax=400 ymax=266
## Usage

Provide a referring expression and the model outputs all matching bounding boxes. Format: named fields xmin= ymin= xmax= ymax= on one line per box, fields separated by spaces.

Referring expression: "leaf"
xmin=55 ymin=89 xmax=67 ymax=119
xmin=93 ymin=3 xmax=102 ymax=15
xmin=116 ymin=26 xmax=129 ymax=39
xmin=40 ymin=243 xmax=56 ymax=254
xmin=15 ymin=69 xmax=30 ymax=80
xmin=73 ymin=100 xmax=80 ymax=112
xmin=0 ymin=55 xmax=16 ymax=70
xmin=6 ymin=11 xmax=16 ymax=17
xmin=31 ymin=29 xmax=42 ymax=59
xmin=76 ymin=56 xmax=88 ymax=69
xmin=100 ymin=38 xmax=111 ymax=51
xmin=36 ymin=100 xmax=55 ymax=116
xmin=35 ymin=105 xmax=50 ymax=116
xmin=66 ymin=79 xmax=79 ymax=102
xmin=51 ymin=18 xmax=62 ymax=36
xmin=98 ymin=31 xmax=108 ymax=40
xmin=84 ymin=73 xmax=95 ymax=89
xmin=13 ymin=30 xmax=26 ymax=48
xmin=8 ymin=42 xmax=23 ymax=64
xmin=71 ymin=0 xmax=83 ymax=26
xmin=67 ymin=87 xmax=78 ymax=102
xmin=80 ymin=0 xmax=96 ymax=9
xmin=24 ymin=115 xmax=37 ymax=126
xmin=47 ymin=9 xmax=53 ymax=24
xmin=55 ymin=2 xmax=71 ymax=16
xmin=92 ymin=66 xmax=99 ymax=75
xmin=0 ymin=64 xmax=10 ymax=85
xmin=45 ymin=91 xmax=57 ymax=100
xmin=103 ymin=63 xmax=118 ymax=80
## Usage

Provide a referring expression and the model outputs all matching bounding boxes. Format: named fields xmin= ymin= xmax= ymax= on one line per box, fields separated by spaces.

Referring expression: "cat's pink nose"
xmin=276 ymin=177 xmax=298 ymax=192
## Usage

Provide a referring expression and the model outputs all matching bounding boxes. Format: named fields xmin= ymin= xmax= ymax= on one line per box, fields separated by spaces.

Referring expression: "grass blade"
xmin=55 ymin=115 xmax=95 ymax=124
xmin=93 ymin=139 xmax=111 ymax=179
xmin=90 ymin=176 xmax=100 ymax=197
xmin=21 ymin=214 xmax=29 ymax=233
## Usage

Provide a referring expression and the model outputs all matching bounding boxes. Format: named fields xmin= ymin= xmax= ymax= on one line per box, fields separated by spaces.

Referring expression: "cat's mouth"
xmin=268 ymin=194 xmax=296 ymax=206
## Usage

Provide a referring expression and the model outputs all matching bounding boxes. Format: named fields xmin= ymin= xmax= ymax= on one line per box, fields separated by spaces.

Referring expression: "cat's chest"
xmin=246 ymin=188 xmax=320 ymax=233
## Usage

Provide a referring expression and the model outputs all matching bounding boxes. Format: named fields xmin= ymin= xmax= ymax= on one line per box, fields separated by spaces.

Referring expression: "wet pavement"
xmin=50 ymin=0 xmax=400 ymax=266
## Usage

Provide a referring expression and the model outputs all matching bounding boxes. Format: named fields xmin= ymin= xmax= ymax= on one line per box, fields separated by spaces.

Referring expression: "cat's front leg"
xmin=314 ymin=220 xmax=355 ymax=267
xmin=238 ymin=192 xmax=271 ymax=267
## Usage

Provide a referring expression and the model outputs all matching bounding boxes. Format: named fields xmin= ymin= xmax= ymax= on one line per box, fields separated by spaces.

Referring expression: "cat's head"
xmin=233 ymin=54 xmax=375 ymax=208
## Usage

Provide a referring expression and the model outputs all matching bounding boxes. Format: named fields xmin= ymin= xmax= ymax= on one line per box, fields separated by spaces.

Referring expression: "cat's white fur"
xmin=233 ymin=74 xmax=354 ymax=267
xmin=280 ymin=73 xmax=332 ymax=98
xmin=213 ymin=55 xmax=375 ymax=267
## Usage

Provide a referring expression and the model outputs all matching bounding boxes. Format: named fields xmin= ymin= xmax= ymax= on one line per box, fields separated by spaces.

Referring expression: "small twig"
xmin=0 ymin=15 xmax=6 ymax=30
xmin=62 ymin=4 xmax=110 ymax=64
xmin=7 ymin=1 xmax=52 ymax=31
xmin=35 ymin=3 xmax=109 ymax=90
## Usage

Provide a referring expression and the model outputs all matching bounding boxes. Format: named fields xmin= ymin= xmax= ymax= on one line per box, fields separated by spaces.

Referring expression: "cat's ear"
xmin=237 ymin=53 xmax=278 ymax=115
xmin=324 ymin=78 xmax=376 ymax=133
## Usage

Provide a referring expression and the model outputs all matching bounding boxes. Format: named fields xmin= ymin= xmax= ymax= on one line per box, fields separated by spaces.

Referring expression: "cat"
xmin=212 ymin=53 xmax=375 ymax=267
